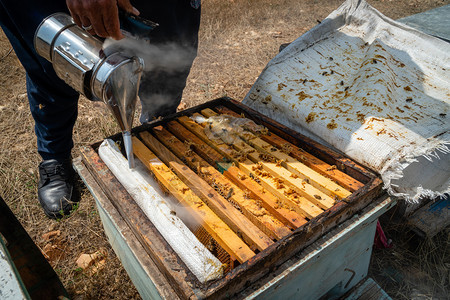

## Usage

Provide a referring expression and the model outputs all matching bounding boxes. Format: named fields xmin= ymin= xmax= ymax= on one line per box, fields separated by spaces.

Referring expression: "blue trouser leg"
xmin=134 ymin=0 xmax=201 ymax=122
xmin=26 ymin=74 xmax=79 ymax=160
xmin=0 ymin=1 xmax=79 ymax=161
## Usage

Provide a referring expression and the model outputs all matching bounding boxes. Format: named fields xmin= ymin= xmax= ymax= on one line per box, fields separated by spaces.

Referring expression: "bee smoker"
xmin=34 ymin=12 xmax=145 ymax=168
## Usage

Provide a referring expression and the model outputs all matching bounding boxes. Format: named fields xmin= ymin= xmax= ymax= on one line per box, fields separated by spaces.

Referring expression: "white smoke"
xmin=103 ymin=37 xmax=196 ymax=123
xmin=103 ymin=37 xmax=195 ymax=73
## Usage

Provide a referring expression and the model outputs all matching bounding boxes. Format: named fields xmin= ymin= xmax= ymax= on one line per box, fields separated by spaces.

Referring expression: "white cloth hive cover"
xmin=243 ymin=0 xmax=449 ymax=202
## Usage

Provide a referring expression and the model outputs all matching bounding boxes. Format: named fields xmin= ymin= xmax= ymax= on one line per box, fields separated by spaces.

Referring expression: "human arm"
xmin=66 ymin=0 xmax=140 ymax=39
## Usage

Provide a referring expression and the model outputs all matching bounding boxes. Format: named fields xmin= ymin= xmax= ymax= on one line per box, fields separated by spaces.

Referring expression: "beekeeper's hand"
xmin=66 ymin=0 xmax=140 ymax=40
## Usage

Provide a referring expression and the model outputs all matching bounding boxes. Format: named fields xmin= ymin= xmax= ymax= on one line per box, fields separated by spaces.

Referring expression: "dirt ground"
xmin=0 ymin=0 xmax=448 ymax=299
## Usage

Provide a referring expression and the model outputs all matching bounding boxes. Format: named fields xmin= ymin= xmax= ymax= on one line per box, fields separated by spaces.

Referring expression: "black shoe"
xmin=38 ymin=158 xmax=80 ymax=219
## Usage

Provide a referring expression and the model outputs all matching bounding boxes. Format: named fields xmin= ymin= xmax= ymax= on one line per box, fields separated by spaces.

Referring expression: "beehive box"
xmin=80 ymin=97 xmax=383 ymax=299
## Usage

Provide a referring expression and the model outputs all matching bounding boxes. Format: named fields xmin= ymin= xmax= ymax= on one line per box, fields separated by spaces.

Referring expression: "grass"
xmin=0 ymin=0 xmax=449 ymax=298
xmin=370 ymin=214 xmax=449 ymax=299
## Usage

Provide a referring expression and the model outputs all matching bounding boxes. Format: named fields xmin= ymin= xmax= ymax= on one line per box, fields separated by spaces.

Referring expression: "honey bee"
xmin=281 ymin=144 xmax=292 ymax=154
xmin=326 ymin=165 xmax=337 ymax=171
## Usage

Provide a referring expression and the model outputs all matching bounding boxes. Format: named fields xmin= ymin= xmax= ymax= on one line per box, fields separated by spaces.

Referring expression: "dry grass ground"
xmin=0 ymin=0 xmax=448 ymax=299
xmin=370 ymin=220 xmax=449 ymax=299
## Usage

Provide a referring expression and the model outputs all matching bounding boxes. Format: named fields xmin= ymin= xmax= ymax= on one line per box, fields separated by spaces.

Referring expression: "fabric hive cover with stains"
xmin=244 ymin=0 xmax=449 ymax=202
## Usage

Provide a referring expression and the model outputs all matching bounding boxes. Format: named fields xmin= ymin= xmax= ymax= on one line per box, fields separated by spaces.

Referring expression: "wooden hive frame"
xmin=80 ymin=97 xmax=383 ymax=299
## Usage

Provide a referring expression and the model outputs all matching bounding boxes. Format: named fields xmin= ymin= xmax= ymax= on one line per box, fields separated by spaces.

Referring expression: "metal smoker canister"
xmin=34 ymin=13 xmax=144 ymax=167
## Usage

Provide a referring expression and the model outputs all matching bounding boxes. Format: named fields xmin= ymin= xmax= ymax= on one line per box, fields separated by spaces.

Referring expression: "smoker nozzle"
xmin=123 ymin=131 xmax=135 ymax=168
xmin=106 ymin=100 xmax=137 ymax=168
xmin=105 ymin=56 xmax=144 ymax=169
